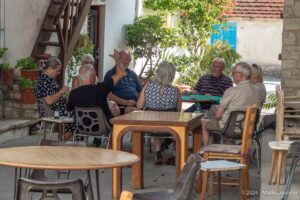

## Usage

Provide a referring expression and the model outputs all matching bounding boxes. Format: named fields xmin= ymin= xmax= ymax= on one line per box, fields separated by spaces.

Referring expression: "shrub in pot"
xmin=19 ymin=76 xmax=36 ymax=104
xmin=1 ymin=62 xmax=14 ymax=86
xmin=16 ymin=57 xmax=39 ymax=81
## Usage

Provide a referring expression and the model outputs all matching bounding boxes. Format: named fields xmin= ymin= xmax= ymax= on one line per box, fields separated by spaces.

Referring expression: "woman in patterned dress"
xmin=34 ymin=57 xmax=74 ymax=138
xmin=137 ymin=61 xmax=181 ymax=165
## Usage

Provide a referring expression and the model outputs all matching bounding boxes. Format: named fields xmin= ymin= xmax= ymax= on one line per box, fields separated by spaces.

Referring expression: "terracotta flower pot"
xmin=1 ymin=68 xmax=14 ymax=86
xmin=20 ymin=88 xmax=36 ymax=104
xmin=20 ymin=69 xmax=39 ymax=81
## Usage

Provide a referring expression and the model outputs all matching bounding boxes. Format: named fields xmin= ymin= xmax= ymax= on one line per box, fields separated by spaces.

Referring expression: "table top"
xmin=0 ymin=146 xmax=139 ymax=170
xmin=41 ymin=117 xmax=74 ymax=123
xmin=181 ymin=94 xmax=221 ymax=104
xmin=110 ymin=111 xmax=203 ymax=126
xmin=268 ymin=141 xmax=294 ymax=150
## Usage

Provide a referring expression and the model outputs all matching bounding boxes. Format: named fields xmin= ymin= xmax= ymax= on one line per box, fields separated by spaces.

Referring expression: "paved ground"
xmin=0 ymin=128 xmax=299 ymax=200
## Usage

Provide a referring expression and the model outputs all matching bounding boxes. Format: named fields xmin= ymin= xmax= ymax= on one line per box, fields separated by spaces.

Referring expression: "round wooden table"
xmin=0 ymin=146 xmax=139 ymax=200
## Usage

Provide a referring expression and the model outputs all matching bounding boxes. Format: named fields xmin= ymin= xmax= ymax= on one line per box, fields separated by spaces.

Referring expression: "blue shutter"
xmin=211 ymin=22 xmax=237 ymax=50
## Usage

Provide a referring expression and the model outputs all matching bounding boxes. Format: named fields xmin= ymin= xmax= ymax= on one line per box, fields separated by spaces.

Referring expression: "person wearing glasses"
xmin=104 ymin=50 xmax=142 ymax=114
xmin=251 ymin=64 xmax=266 ymax=103
xmin=185 ymin=57 xmax=233 ymax=112
xmin=71 ymin=54 xmax=97 ymax=90
xmin=201 ymin=62 xmax=261 ymax=145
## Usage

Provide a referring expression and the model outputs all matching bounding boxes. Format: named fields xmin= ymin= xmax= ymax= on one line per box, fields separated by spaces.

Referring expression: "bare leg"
xmin=201 ymin=118 xmax=210 ymax=146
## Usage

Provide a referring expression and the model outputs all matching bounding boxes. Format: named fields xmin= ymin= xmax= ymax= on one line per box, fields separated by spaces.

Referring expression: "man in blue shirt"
xmin=104 ymin=50 xmax=142 ymax=113
xmin=185 ymin=57 xmax=233 ymax=112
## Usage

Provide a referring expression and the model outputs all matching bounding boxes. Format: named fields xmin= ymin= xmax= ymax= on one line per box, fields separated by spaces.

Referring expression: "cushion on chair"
xmin=199 ymin=144 xmax=241 ymax=154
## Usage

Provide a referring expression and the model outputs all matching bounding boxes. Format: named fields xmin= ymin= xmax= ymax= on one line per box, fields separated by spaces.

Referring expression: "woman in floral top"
xmin=34 ymin=57 xmax=74 ymax=136
xmin=137 ymin=61 xmax=181 ymax=165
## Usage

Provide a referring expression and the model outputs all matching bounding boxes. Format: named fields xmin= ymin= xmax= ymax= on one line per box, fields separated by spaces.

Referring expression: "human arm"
xmin=44 ymin=86 xmax=69 ymax=106
xmin=136 ymin=83 xmax=148 ymax=109
xmin=107 ymin=93 xmax=136 ymax=106
xmin=71 ymin=76 xmax=80 ymax=91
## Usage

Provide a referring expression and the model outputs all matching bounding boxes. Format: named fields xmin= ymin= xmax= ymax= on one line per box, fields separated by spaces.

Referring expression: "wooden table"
xmin=38 ymin=116 xmax=74 ymax=142
xmin=0 ymin=146 xmax=139 ymax=199
xmin=110 ymin=110 xmax=203 ymax=200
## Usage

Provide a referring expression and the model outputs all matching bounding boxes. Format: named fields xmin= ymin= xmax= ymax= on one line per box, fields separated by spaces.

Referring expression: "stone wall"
xmin=281 ymin=0 xmax=300 ymax=96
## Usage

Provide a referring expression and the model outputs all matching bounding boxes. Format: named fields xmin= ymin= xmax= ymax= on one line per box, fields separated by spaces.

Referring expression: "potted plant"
xmin=16 ymin=57 xmax=39 ymax=81
xmin=19 ymin=76 xmax=36 ymax=104
xmin=1 ymin=62 xmax=14 ymax=86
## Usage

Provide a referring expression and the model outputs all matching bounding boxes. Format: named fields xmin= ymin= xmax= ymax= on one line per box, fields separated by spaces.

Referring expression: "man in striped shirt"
xmin=185 ymin=57 xmax=233 ymax=111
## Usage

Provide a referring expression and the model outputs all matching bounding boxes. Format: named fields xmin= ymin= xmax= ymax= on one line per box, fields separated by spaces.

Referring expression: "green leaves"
xmin=0 ymin=48 xmax=8 ymax=59
xmin=263 ymin=94 xmax=277 ymax=110
xmin=125 ymin=15 xmax=180 ymax=78
xmin=19 ymin=76 xmax=36 ymax=89
xmin=16 ymin=57 xmax=38 ymax=70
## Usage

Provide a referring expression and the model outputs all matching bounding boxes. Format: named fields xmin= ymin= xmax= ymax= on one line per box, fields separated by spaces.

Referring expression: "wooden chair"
xmin=199 ymin=105 xmax=257 ymax=200
xmin=16 ymin=178 xmax=85 ymax=200
xmin=120 ymin=153 xmax=204 ymax=200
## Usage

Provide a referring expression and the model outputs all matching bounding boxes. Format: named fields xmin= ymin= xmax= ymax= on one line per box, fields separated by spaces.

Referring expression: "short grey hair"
xmin=78 ymin=64 xmax=95 ymax=81
xmin=81 ymin=54 xmax=94 ymax=64
xmin=212 ymin=57 xmax=226 ymax=68
xmin=152 ymin=61 xmax=176 ymax=86
xmin=43 ymin=57 xmax=61 ymax=70
xmin=234 ymin=62 xmax=252 ymax=79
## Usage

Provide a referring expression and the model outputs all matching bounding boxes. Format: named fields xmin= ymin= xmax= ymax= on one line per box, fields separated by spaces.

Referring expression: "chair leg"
xmin=200 ymin=171 xmax=209 ymax=200
xmin=268 ymin=150 xmax=277 ymax=184
xmin=282 ymin=158 xmax=298 ymax=200
xmin=49 ymin=123 xmax=55 ymax=138
xmin=96 ymin=169 xmax=100 ymax=200
xmin=276 ymin=151 xmax=283 ymax=191
xmin=37 ymin=121 xmax=45 ymax=144
xmin=241 ymin=168 xmax=249 ymax=200
xmin=217 ymin=171 xmax=221 ymax=200
xmin=86 ymin=170 xmax=95 ymax=200
xmin=255 ymin=136 xmax=261 ymax=174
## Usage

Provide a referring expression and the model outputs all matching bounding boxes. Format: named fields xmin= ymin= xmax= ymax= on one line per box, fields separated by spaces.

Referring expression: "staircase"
xmin=31 ymin=0 xmax=92 ymax=82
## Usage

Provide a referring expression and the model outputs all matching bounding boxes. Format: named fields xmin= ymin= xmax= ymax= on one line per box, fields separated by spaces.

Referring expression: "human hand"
xmin=109 ymin=49 xmax=122 ymax=64
xmin=190 ymin=89 xmax=198 ymax=94
xmin=126 ymin=99 xmax=136 ymax=106
xmin=61 ymin=86 xmax=70 ymax=94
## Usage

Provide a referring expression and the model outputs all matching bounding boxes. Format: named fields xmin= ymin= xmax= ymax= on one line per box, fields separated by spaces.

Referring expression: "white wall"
xmin=102 ymin=0 xmax=136 ymax=78
xmin=231 ymin=19 xmax=282 ymax=66
xmin=6 ymin=0 xmax=49 ymax=67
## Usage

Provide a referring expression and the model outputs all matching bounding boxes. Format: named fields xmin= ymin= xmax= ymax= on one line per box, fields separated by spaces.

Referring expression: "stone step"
xmin=0 ymin=119 xmax=39 ymax=144
xmin=2 ymin=100 xmax=39 ymax=119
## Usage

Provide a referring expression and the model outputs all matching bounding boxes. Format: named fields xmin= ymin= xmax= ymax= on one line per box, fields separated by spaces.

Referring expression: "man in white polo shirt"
xmin=202 ymin=62 xmax=261 ymax=145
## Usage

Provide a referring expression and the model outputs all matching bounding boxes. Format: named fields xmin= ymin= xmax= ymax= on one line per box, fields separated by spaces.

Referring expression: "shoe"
xmin=153 ymin=151 xmax=163 ymax=165
xmin=166 ymin=156 xmax=175 ymax=166
xmin=92 ymin=138 xmax=102 ymax=147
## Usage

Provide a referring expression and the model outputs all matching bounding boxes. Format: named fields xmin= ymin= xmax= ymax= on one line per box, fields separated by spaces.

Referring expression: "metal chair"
xmin=16 ymin=178 xmax=85 ymax=200
xmin=36 ymin=98 xmax=56 ymax=143
xmin=73 ymin=107 xmax=112 ymax=148
xmin=207 ymin=110 xmax=246 ymax=144
xmin=282 ymin=141 xmax=300 ymax=200
xmin=120 ymin=153 xmax=204 ymax=200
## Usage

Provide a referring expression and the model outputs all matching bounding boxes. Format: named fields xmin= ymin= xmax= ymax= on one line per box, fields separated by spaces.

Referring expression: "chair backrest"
xmin=16 ymin=178 xmax=85 ymax=200
xmin=172 ymin=154 xmax=204 ymax=200
xmin=240 ymin=105 xmax=257 ymax=164
xmin=289 ymin=141 xmax=300 ymax=158
xmin=30 ymin=140 xmax=87 ymax=180
xmin=222 ymin=110 xmax=246 ymax=139
xmin=74 ymin=107 xmax=111 ymax=136
xmin=37 ymin=98 xmax=54 ymax=117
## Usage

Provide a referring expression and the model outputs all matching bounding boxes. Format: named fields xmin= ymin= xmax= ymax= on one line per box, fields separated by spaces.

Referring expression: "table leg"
xmin=193 ymin=125 xmax=202 ymax=153
xmin=176 ymin=128 xmax=188 ymax=177
xmin=87 ymin=170 xmax=94 ymax=200
xmin=96 ymin=169 xmax=100 ymax=200
xmin=62 ymin=124 xmax=65 ymax=141
xmin=112 ymin=126 xmax=123 ymax=200
xmin=132 ymin=131 xmax=143 ymax=189
xmin=14 ymin=168 xmax=18 ymax=200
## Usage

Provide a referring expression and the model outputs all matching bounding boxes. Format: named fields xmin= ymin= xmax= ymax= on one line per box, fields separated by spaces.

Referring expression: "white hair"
xmin=212 ymin=57 xmax=226 ymax=68
xmin=234 ymin=62 xmax=252 ymax=79
xmin=151 ymin=61 xmax=176 ymax=86
xmin=81 ymin=54 xmax=94 ymax=64
xmin=78 ymin=64 xmax=95 ymax=81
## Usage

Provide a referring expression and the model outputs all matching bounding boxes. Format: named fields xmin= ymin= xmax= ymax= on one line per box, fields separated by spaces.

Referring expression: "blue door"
xmin=211 ymin=22 xmax=237 ymax=50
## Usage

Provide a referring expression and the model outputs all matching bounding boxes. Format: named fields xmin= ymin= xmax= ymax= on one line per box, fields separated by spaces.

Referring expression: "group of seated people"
xmin=33 ymin=50 xmax=266 ymax=165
